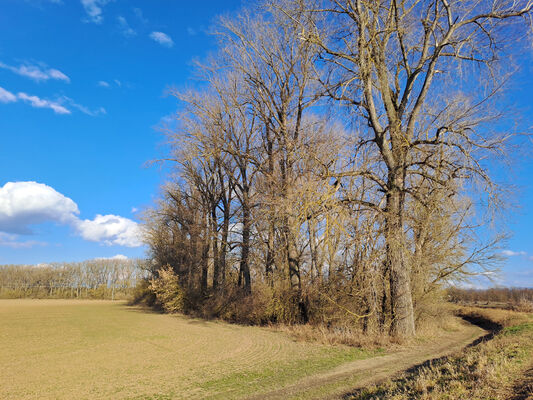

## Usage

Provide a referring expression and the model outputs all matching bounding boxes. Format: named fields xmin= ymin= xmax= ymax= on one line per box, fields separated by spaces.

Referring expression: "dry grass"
xmin=274 ymin=303 xmax=465 ymax=350
xmin=455 ymin=304 xmax=531 ymax=328
xmin=348 ymin=306 xmax=533 ymax=400
xmin=274 ymin=323 xmax=391 ymax=349
xmin=0 ymin=299 xmax=376 ymax=400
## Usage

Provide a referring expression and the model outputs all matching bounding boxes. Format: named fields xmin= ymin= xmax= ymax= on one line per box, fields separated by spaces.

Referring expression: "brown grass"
xmin=348 ymin=306 xmax=533 ymax=400
xmin=274 ymin=323 xmax=392 ymax=349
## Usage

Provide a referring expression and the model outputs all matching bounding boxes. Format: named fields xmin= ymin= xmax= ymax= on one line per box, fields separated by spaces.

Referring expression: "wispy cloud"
xmin=0 ymin=61 xmax=70 ymax=83
xmin=0 ymin=87 xmax=17 ymax=103
xmin=149 ymin=31 xmax=173 ymax=47
xmin=98 ymin=79 xmax=122 ymax=89
xmin=502 ymin=250 xmax=527 ymax=257
xmin=80 ymin=0 xmax=110 ymax=24
xmin=0 ymin=233 xmax=47 ymax=249
xmin=60 ymin=96 xmax=106 ymax=116
xmin=187 ymin=25 xmax=206 ymax=36
xmin=133 ymin=8 xmax=147 ymax=24
xmin=117 ymin=16 xmax=136 ymax=37
xmin=95 ymin=254 xmax=129 ymax=260
xmin=1 ymin=85 xmax=104 ymax=116
xmin=17 ymin=92 xmax=70 ymax=114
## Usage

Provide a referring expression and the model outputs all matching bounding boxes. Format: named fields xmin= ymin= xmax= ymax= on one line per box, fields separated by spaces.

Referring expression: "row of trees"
xmin=0 ymin=259 xmax=147 ymax=300
xmin=448 ymin=287 xmax=533 ymax=304
xmin=145 ymin=0 xmax=532 ymax=337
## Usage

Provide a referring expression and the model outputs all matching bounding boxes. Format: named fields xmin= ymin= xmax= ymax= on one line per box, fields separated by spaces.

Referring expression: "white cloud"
xmin=113 ymin=79 xmax=122 ymax=87
xmin=118 ymin=16 xmax=136 ymax=37
xmin=0 ymin=61 xmax=70 ymax=83
xmin=98 ymin=80 xmax=110 ymax=87
xmin=131 ymin=207 xmax=138 ymax=213
xmin=502 ymin=250 xmax=527 ymax=257
xmin=149 ymin=31 xmax=174 ymax=47
xmin=76 ymin=214 xmax=142 ymax=247
xmin=0 ymin=86 xmax=17 ymax=103
xmin=0 ymin=181 xmax=143 ymax=248
xmin=17 ymin=92 xmax=71 ymax=114
xmin=81 ymin=0 xmax=109 ymax=24
xmin=0 ymin=182 xmax=79 ymax=234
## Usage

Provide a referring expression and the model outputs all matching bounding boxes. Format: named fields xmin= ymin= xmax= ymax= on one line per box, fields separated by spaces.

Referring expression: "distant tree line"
xmin=143 ymin=0 xmax=532 ymax=337
xmin=448 ymin=287 xmax=533 ymax=305
xmin=0 ymin=259 xmax=147 ymax=300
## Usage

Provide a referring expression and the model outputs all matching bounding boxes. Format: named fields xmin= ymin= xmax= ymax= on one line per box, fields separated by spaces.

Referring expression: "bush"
xmin=149 ymin=265 xmax=186 ymax=313
xmin=130 ymin=279 xmax=159 ymax=307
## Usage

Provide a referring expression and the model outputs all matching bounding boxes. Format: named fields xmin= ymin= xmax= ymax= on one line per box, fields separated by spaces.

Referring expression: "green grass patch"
xmin=502 ymin=321 xmax=533 ymax=336
xmin=199 ymin=346 xmax=381 ymax=399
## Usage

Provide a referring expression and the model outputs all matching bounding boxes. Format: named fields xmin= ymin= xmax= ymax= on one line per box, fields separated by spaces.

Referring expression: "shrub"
xmin=130 ymin=279 xmax=159 ymax=307
xmin=149 ymin=265 xmax=186 ymax=313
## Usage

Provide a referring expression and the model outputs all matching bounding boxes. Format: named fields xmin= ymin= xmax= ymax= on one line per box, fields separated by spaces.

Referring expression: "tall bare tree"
xmin=291 ymin=0 xmax=532 ymax=336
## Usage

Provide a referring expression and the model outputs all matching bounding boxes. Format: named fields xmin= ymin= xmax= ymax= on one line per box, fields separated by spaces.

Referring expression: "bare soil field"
xmin=0 ymin=299 xmax=487 ymax=399
xmin=0 ymin=299 xmax=377 ymax=399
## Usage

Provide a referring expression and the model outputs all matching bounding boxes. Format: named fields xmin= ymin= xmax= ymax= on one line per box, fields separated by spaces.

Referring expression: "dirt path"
xmin=247 ymin=319 xmax=487 ymax=400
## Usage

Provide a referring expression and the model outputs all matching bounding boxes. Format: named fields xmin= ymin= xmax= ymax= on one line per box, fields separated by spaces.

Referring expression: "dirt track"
xmin=247 ymin=319 xmax=487 ymax=400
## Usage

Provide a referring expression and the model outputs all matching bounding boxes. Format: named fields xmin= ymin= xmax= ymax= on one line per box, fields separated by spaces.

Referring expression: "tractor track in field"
xmin=247 ymin=316 xmax=494 ymax=400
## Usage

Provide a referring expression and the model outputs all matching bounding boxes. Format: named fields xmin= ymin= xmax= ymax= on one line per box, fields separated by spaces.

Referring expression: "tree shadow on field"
xmin=119 ymin=303 xmax=215 ymax=326
xmin=120 ymin=303 xmax=165 ymax=315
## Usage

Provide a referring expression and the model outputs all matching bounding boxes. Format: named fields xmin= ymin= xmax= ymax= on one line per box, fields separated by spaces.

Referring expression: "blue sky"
xmin=0 ymin=0 xmax=242 ymax=263
xmin=0 ymin=0 xmax=531 ymax=287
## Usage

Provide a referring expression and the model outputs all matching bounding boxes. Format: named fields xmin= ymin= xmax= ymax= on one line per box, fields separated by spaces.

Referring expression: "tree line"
xmin=448 ymin=287 xmax=533 ymax=305
xmin=144 ymin=0 xmax=532 ymax=337
xmin=0 ymin=259 xmax=147 ymax=300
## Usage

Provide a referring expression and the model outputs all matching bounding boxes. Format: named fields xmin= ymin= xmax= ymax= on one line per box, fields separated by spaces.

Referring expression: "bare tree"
xmin=289 ymin=0 xmax=532 ymax=336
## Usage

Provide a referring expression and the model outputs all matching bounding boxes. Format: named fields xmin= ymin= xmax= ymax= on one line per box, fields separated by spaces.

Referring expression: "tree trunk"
xmin=308 ymin=218 xmax=320 ymax=281
xmin=239 ymin=189 xmax=252 ymax=294
xmin=219 ymin=206 xmax=230 ymax=287
xmin=200 ymin=233 xmax=209 ymax=294
xmin=266 ymin=221 xmax=275 ymax=278
xmin=385 ymin=186 xmax=416 ymax=337
xmin=211 ymin=207 xmax=220 ymax=290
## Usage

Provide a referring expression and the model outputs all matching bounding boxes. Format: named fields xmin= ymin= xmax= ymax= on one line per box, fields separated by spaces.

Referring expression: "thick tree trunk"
xmin=266 ymin=221 xmax=275 ymax=278
xmin=308 ymin=218 xmax=320 ymax=281
xmin=238 ymin=190 xmax=252 ymax=294
xmin=200 ymin=234 xmax=209 ymax=294
xmin=219 ymin=207 xmax=229 ymax=287
xmin=385 ymin=187 xmax=416 ymax=338
xmin=287 ymin=232 xmax=300 ymax=290
xmin=211 ymin=207 xmax=220 ymax=290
